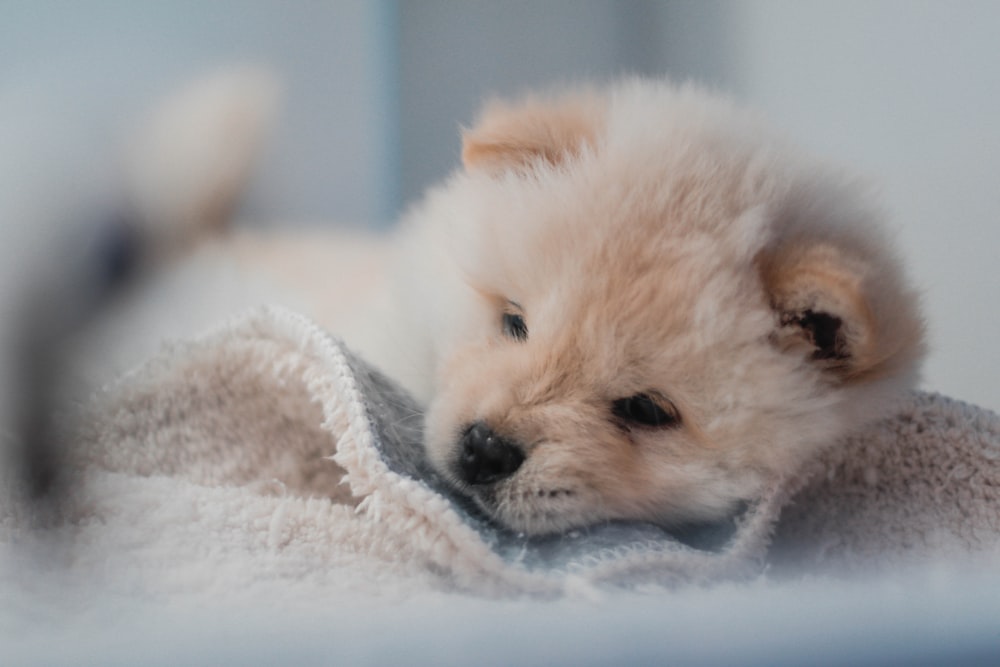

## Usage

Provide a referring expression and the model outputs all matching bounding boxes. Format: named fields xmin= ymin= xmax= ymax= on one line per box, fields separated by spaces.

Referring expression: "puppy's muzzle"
xmin=458 ymin=421 xmax=525 ymax=485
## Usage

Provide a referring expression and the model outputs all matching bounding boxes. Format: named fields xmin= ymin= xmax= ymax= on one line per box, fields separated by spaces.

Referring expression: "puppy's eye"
xmin=502 ymin=311 xmax=528 ymax=341
xmin=612 ymin=393 xmax=680 ymax=429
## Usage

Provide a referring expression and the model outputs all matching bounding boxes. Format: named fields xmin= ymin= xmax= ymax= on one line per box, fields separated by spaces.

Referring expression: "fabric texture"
xmin=2 ymin=306 xmax=999 ymax=602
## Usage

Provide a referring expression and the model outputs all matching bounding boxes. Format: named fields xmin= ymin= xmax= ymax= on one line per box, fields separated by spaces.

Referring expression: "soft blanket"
xmin=4 ymin=306 xmax=1000 ymax=665
xmin=3 ymin=305 xmax=998 ymax=605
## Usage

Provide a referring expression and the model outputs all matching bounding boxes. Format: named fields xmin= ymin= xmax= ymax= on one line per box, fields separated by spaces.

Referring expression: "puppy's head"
xmin=415 ymin=81 xmax=924 ymax=535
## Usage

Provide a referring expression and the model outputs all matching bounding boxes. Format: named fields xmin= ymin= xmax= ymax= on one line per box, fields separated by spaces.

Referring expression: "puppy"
xmin=361 ymin=79 xmax=925 ymax=535
xmin=92 ymin=75 xmax=925 ymax=537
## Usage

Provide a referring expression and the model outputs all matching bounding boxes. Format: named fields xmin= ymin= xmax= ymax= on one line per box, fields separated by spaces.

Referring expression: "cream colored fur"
xmin=380 ymin=80 xmax=923 ymax=534
xmin=164 ymin=78 xmax=926 ymax=536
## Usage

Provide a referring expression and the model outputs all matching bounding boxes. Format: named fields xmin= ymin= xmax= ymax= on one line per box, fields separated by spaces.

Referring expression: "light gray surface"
xmin=6 ymin=571 xmax=1000 ymax=666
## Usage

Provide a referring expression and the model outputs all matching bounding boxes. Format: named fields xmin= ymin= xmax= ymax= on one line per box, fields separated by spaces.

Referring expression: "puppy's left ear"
xmin=461 ymin=90 xmax=605 ymax=173
xmin=761 ymin=241 xmax=922 ymax=382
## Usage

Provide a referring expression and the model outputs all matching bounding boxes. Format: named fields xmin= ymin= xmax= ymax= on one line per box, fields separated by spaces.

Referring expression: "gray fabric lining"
xmin=347 ymin=344 xmax=756 ymax=573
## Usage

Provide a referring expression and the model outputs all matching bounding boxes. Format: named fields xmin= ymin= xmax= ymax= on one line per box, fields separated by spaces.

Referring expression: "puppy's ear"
xmin=461 ymin=90 xmax=604 ymax=173
xmin=761 ymin=241 xmax=921 ymax=382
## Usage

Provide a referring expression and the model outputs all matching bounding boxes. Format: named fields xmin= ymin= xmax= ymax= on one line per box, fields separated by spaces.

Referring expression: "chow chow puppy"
xmin=362 ymin=79 xmax=924 ymax=535
xmin=84 ymin=75 xmax=925 ymax=537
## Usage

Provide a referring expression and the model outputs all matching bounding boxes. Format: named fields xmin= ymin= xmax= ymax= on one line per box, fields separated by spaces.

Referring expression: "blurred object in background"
xmin=0 ymin=78 xmax=125 ymax=507
xmin=0 ymin=66 xmax=278 ymax=509
xmin=0 ymin=0 xmax=395 ymax=228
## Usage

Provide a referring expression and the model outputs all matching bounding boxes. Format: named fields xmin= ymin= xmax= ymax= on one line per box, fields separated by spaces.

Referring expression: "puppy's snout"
xmin=458 ymin=421 xmax=525 ymax=485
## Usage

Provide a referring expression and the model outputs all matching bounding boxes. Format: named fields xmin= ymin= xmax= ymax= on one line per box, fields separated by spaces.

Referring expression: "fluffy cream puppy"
xmin=364 ymin=79 xmax=924 ymax=535
xmin=112 ymin=75 xmax=925 ymax=536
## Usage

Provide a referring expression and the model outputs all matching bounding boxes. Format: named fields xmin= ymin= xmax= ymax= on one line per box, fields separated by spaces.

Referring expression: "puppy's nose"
xmin=458 ymin=421 xmax=525 ymax=485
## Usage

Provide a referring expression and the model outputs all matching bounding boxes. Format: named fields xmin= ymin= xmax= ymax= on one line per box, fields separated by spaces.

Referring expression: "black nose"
xmin=458 ymin=422 xmax=525 ymax=485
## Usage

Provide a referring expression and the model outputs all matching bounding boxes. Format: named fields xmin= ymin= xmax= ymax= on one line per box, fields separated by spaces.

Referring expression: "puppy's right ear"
xmin=461 ymin=90 xmax=605 ymax=173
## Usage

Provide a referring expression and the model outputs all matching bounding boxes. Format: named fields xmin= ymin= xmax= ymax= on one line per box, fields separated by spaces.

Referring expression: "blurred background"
xmin=2 ymin=0 xmax=998 ymax=411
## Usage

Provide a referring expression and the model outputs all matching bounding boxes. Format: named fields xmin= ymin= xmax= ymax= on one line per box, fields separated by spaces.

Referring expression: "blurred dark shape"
xmin=98 ymin=213 xmax=143 ymax=291
xmin=13 ymin=324 xmax=59 ymax=501
xmin=2 ymin=65 xmax=278 ymax=519
xmin=10 ymin=212 xmax=145 ymax=512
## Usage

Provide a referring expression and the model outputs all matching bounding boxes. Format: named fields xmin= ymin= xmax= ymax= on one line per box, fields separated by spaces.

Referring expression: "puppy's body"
xmin=136 ymin=78 xmax=926 ymax=536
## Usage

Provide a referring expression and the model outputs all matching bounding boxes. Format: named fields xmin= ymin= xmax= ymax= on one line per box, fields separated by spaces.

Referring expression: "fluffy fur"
xmin=114 ymin=76 xmax=925 ymax=536
xmin=366 ymin=80 xmax=925 ymax=535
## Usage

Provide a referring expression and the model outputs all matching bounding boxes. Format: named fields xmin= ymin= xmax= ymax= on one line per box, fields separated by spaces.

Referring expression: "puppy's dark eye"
xmin=502 ymin=311 xmax=528 ymax=341
xmin=612 ymin=393 xmax=680 ymax=428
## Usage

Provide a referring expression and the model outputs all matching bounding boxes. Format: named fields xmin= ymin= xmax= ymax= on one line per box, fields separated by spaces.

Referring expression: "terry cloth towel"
xmin=3 ymin=306 xmax=999 ymax=597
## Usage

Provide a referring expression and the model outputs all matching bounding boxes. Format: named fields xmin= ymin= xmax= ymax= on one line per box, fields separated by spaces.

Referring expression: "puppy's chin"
xmin=452 ymin=463 xmax=753 ymax=537
xmin=460 ymin=480 xmax=597 ymax=536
